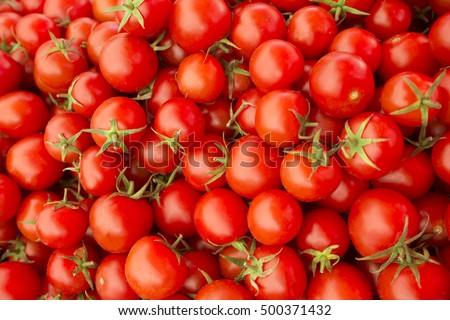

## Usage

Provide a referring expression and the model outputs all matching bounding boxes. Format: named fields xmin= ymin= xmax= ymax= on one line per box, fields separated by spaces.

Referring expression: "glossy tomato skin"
xmin=95 ymin=253 xmax=139 ymax=300
xmin=146 ymin=68 xmax=183 ymax=116
xmin=169 ymin=0 xmax=231 ymax=53
xmin=65 ymin=17 xmax=97 ymax=47
xmin=6 ymin=134 xmax=65 ymax=191
xmin=194 ymin=188 xmax=248 ymax=245
xmin=199 ymin=99 xmax=234 ymax=138
xmin=0 ymin=261 xmax=41 ymax=300
xmin=89 ymin=193 xmax=153 ymax=253
xmin=86 ymin=21 xmax=121 ymax=67
xmin=249 ymin=39 xmax=304 ymax=93
xmin=378 ymin=261 xmax=450 ymax=299
xmin=195 ymin=279 xmax=253 ymax=300
xmin=0 ymin=51 xmax=22 ymax=97
xmin=0 ymin=173 xmax=21 ymax=225
xmin=309 ymin=52 xmax=374 ymax=118
xmin=245 ymin=245 xmax=307 ymax=300
xmin=436 ymin=67 xmax=450 ymax=126
xmin=92 ymin=0 xmax=116 ymax=22
xmin=99 ymin=33 xmax=158 ymax=93
xmin=287 ymin=6 xmax=337 ymax=60
xmin=229 ymin=2 xmax=286 ymax=61
xmin=338 ymin=112 xmax=404 ymax=180
xmin=348 ymin=188 xmax=421 ymax=259
xmin=43 ymin=0 xmax=93 ymax=23
xmin=125 ymin=235 xmax=188 ymax=299
xmin=431 ymin=130 xmax=450 ymax=184
xmin=226 ymin=135 xmax=283 ymax=199
xmin=233 ymin=88 xmax=265 ymax=136
xmin=255 ymin=89 xmax=309 ymax=148
xmin=152 ymin=179 xmax=202 ymax=238
xmin=307 ymin=262 xmax=373 ymax=300
xmin=248 ymin=189 xmax=303 ymax=246
xmin=429 ymin=12 xmax=450 ymax=66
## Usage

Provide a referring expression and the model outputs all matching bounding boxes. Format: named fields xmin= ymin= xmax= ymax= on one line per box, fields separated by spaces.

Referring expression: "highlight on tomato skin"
xmin=1 ymin=0 xmax=450 ymax=302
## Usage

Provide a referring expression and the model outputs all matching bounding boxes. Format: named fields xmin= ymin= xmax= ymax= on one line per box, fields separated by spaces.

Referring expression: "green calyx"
xmin=301 ymin=245 xmax=341 ymax=277
xmin=340 ymin=114 xmax=388 ymax=170
xmin=105 ymin=0 xmax=146 ymax=32
xmin=56 ymin=75 xmax=82 ymax=112
xmin=204 ymin=140 xmax=229 ymax=191
xmin=390 ymin=70 xmax=445 ymax=127
xmin=220 ymin=58 xmax=251 ymax=100
xmin=290 ymin=105 xmax=318 ymax=141
xmin=0 ymin=239 xmax=32 ymax=264
xmin=45 ymin=131 xmax=83 ymax=163
xmin=45 ymin=188 xmax=83 ymax=211
xmin=45 ymin=32 xmax=82 ymax=62
xmin=149 ymin=166 xmax=179 ymax=206
xmin=59 ymin=242 xmax=98 ymax=291
xmin=226 ymin=100 xmax=250 ymax=138
xmin=312 ymin=0 xmax=370 ymax=23
xmin=153 ymin=128 xmax=184 ymax=155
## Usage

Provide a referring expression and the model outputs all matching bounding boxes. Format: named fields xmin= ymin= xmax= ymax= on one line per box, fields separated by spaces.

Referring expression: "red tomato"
xmin=86 ymin=21 xmax=120 ymax=67
xmin=431 ymin=130 xmax=450 ymax=184
xmin=248 ymin=189 xmax=303 ymax=246
xmin=43 ymin=0 xmax=93 ymax=26
xmin=0 ymin=173 xmax=21 ymax=224
xmin=429 ymin=12 xmax=450 ymax=66
xmin=65 ymin=17 xmax=97 ymax=47
xmin=125 ymin=235 xmax=188 ymax=299
xmin=195 ymin=279 xmax=253 ymax=300
xmin=0 ymin=262 xmax=41 ymax=299
xmin=309 ymin=52 xmax=374 ymax=118
xmin=0 ymin=51 xmax=22 ymax=97
xmin=92 ymin=0 xmax=116 ymax=22
xmin=194 ymin=188 xmax=248 ymax=245
xmin=146 ymin=68 xmax=183 ymax=116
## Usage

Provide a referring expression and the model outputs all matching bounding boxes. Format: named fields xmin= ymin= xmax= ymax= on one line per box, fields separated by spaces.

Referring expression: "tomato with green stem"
xmin=43 ymin=0 xmax=93 ymax=27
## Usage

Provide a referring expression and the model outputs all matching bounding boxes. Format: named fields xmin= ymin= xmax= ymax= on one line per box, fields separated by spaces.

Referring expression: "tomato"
xmin=364 ymin=0 xmax=412 ymax=41
xmin=153 ymin=97 xmax=205 ymax=147
xmin=15 ymin=191 xmax=60 ymax=242
xmin=307 ymin=262 xmax=373 ymax=300
xmin=429 ymin=12 xmax=450 ymax=66
xmin=328 ymin=27 xmax=381 ymax=72
xmin=296 ymin=208 xmax=350 ymax=271
xmin=151 ymin=178 xmax=202 ymax=238
xmin=318 ymin=0 xmax=374 ymax=21
xmin=348 ymin=188 xmax=421 ymax=259
xmin=14 ymin=13 xmax=62 ymax=56
xmin=20 ymin=0 xmax=45 ymax=14
xmin=377 ymin=32 xmax=441 ymax=82
xmin=248 ymin=189 xmax=303 ymax=246
xmin=270 ymin=0 xmax=309 ymax=12
xmin=146 ymin=68 xmax=183 ymax=116
xmin=95 ymin=253 xmax=139 ymax=300
xmin=0 ymin=12 xmax=20 ymax=46
xmin=317 ymin=170 xmax=370 ymax=213
xmin=194 ymin=188 xmax=248 ymax=245
xmin=226 ymin=135 xmax=283 ymax=199
xmin=34 ymin=36 xmax=88 ymax=95
xmin=92 ymin=0 xmax=116 ymax=22
xmin=232 ymin=88 xmax=264 ymax=136
xmin=89 ymin=96 xmax=147 ymax=153
xmin=99 ymin=33 xmax=158 ymax=93
xmin=125 ymin=235 xmax=188 ymax=299
xmin=79 ymin=145 xmax=124 ymax=197
xmin=243 ymin=245 xmax=307 ymax=300
xmin=158 ymin=31 xmax=188 ymax=67
xmin=0 ymin=261 xmax=41 ymax=300
xmin=109 ymin=0 xmax=171 ymax=38
xmin=65 ymin=17 xmax=97 ymax=47
xmin=309 ymin=52 xmax=374 ymax=118
xmin=169 ymin=0 xmax=232 ymax=53
xmin=6 ymin=134 xmax=65 ymax=191
xmin=86 ymin=21 xmax=120 ymax=67
xmin=182 ymin=134 xmax=228 ymax=191
xmin=338 ymin=112 xmax=404 ymax=180
xmin=249 ymin=39 xmax=304 ymax=93
xmin=180 ymin=250 xmax=222 ymax=294
xmin=0 ymin=51 xmax=22 ymax=97
xmin=199 ymin=98 xmax=234 ymax=138
xmin=229 ymin=2 xmax=287 ymax=61
xmin=46 ymin=243 xmax=100 ymax=295
xmin=436 ymin=67 xmax=450 ymax=126
xmin=176 ymin=53 xmax=226 ymax=103
xmin=36 ymin=197 xmax=89 ymax=249
xmin=43 ymin=0 xmax=93 ymax=26
xmin=431 ymin=130 xmax=450 ymax=184
xmin=0 ymin=173 xmax=21 ymax=224
xmin=195 ymin=279 xmax=253 ymax=300
xmin=90 ymin=193 xmax=153 ymax=253
xmin=0 ymin=219 xmax=19 ymax=247
xmin=414 ymin=192 xmax=449 ymax=247
xmin=280 ymin=141 xmax=342 ymax=202
xmin=381 ymin=71 xmax=444 ymax=127
xmin=255 ymin=89 xmax=309 ymax=148
xmin=429 ymin=0 xmax=450 ymax=16
xmin=287 ymin=6 xmax=337 ymax=60
xmin=44 ymin=112 xmax=93 ymax=163
xmin=378 ymin=260 xmax=450 ymax=299
xmin=372 ymin=144 xmax=435 ymax=200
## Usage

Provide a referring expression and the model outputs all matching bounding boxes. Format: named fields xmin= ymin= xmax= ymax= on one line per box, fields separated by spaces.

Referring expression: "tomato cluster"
xmin=1 ymin=0 xmax=450 ymax=301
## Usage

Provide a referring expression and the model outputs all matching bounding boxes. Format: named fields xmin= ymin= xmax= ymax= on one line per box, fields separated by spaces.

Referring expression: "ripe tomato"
xmin=233 ymin=88 xmax=264 ymax=136
xmin=195 ymin=279 xmax=253 ymax=300
xmin=90 ymin=193 xmax=154 ymax=253
xmin=226 ymin=135 xmax=283 ymax=199
xmin=169 ymin=0 xmax=231 ymax=53
xmin=431 ymin=130 xmax=450 ymax=184
xmin=64 ymin=17 xmax=97 ymax=47
xmin=0 ymin=261 xmax=41 ymax=300
xmin=6 ymin=134 xmax=65 ymax=191
xmin=125 ymin=235 xmax=188 ymax=299
xmin=199 ymin=99 xmax=234 ymax=138
xmin=194 ymin=188 xmax=248 ymax=245
xmin=95 ymin=253 xmax=139 ymax=300
xmin=43 ymin=0 xmax=93 ymax=25
xmin=309 ymin=52 xmax=374 ymax=118
xmin=249 ymin=39 xmax=304 ymax=93
xmin=92 ymin=0 xmax=116 ymax=22
xmin=429 ymin=12 xmax=450 ymax=67
xmin=86 ymin=21 xmax=120 ymax=67
xmin=181 ymin=250 xmax=222 ymax=295
xmin=248 ymin=189 xmax=303 ymax=246
xmin=307 ymin=262 xmax=373 ymax=300
xmin=146 ymin=68 xmax=183 ymax=116
xmin=99 ymin=33 xmax=158 ymax=93
xmin=0 ymin=173 xmax=21 ymax=224
xmin=0 ymin=51 xmax=22 ymax=96
xmin=348 ymin=188 xmax=421 ymax=259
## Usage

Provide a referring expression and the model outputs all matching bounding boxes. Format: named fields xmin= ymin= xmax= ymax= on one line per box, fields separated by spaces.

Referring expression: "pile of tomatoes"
xmin=1 ymin=0 xmax=450 ymax=300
